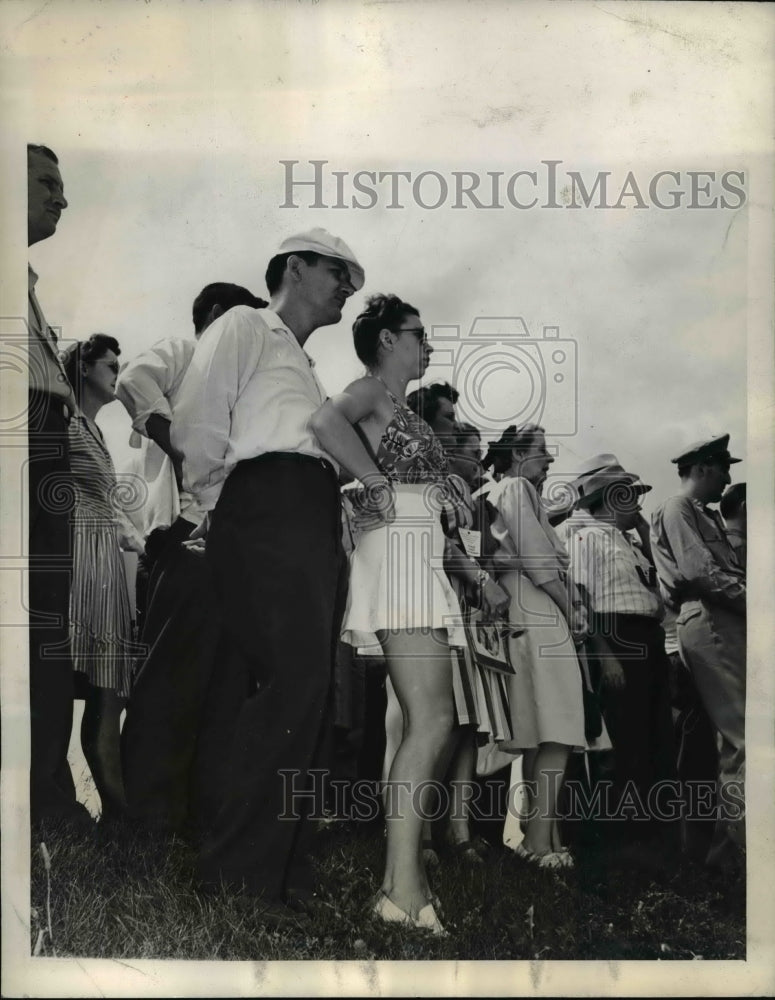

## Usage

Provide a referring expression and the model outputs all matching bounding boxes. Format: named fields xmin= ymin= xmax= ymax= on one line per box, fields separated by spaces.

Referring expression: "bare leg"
xmin=382 ymin=676 xmax=403 ymax=802
xmin=80 ymin=685 xmax=127 ymax=819
xmin=448 ymin=728 xmax=477 ymax=846
xmin=379 ymin=629 xmax=454 ymax=920
xmin=521 ymin=742 xmax=570 ymax=857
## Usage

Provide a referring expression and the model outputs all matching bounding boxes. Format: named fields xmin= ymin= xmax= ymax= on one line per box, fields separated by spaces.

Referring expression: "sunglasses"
xmin=393 ymin=327 xmax=429 ymax=343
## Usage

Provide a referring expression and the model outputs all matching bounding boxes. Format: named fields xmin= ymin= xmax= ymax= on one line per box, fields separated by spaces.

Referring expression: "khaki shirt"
xmin=650 ymin=494 xmax=745 ymax=615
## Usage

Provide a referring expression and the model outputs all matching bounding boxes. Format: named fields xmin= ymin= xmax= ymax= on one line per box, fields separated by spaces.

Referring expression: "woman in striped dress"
xmin=439 ymin=423 xmax=516 ymax=858
xmin=62 ymin=334 xmax=135 ymax=820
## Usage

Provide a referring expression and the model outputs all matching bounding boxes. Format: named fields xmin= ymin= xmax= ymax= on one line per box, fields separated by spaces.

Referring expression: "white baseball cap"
xmin=275 ymin=227 xmax=365 ymax=291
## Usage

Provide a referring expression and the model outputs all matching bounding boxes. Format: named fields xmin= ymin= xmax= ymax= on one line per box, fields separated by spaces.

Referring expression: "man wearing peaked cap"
xmin=172 ymin=229 xmax=365 ymax=916
xmin=650 ymin=433 xmax=745 ymax=870
xmin=670 ymin=434 xmax=742 ymax=469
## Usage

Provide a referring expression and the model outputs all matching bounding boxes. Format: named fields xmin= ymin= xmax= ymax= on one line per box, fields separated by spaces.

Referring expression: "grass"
xmin=29 ymin=818 xmax=745 ymax=962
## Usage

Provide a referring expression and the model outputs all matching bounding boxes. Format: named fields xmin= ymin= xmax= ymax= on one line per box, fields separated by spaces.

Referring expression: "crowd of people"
xmin=26 ymin=143 xmax=747 ymax=938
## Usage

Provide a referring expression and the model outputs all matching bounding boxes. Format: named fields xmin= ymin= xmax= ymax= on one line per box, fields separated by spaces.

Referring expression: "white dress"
xmin=488 ymin=476 xmax=586 ymax=750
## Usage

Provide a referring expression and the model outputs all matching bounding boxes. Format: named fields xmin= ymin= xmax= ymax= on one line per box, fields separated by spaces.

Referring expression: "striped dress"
xmin=443 ymin=475 xmax=513 ymax=743
xmin=68 ymin=414 xmax=134 ymax=697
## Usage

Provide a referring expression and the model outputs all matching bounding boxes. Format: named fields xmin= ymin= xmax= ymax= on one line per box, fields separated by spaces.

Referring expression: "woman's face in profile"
xmin=516 ymin=431 xmax=554 ymax=488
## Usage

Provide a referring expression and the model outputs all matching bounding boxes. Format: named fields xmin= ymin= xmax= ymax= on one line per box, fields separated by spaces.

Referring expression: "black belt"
xmin=239 ymin=451 xmax=336 ymax=477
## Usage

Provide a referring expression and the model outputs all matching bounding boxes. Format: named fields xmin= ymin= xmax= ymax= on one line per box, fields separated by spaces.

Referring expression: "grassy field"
xmin=29 ymin=815 xmax=745 ymax=963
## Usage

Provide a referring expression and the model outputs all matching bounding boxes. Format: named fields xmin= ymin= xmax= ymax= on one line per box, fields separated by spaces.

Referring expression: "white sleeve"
xmin=171 ymin=307 xmax=264 ymax=511
xmin=115 ymin=338 xmax=195 ymax=434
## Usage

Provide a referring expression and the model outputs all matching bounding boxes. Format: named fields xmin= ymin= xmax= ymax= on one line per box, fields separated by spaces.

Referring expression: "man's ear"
xmin=206 ymin=303 xmax=225 ymax=327
xmin=285 ymin=253 xmax=306 ymax=283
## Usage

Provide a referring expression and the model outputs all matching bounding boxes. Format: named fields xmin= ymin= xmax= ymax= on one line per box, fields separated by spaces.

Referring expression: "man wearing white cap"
xmin=650 ymin=434 xmax=745 ymax=870
xmin=172 ymin=228 xmax=364 ymax=921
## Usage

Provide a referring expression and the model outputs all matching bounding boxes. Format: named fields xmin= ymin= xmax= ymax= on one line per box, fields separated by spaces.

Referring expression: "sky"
xmin=8 ymin=0 xmax=770 ymax=516
xmin=3 ymin=2 xmax=774 ymax=996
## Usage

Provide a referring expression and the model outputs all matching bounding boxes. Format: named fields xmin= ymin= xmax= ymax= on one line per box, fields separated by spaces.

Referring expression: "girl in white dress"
xmin=312 ymin=294 xmax=462 ymax=935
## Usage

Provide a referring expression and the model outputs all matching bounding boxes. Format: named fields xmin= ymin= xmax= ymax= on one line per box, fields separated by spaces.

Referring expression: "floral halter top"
xmin=360 ymin=386 xmax=449 ymax=485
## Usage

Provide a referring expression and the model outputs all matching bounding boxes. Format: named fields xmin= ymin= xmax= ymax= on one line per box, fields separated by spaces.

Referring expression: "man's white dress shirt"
xmin=171 ymin=307 xmax=332 ymax=511
xmin=116 ymin=337 xmax=202 ymax=534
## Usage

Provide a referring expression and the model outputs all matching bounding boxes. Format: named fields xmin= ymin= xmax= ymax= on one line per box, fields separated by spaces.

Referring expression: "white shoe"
xmin=371 ymin=891 xmax=448 ymax=937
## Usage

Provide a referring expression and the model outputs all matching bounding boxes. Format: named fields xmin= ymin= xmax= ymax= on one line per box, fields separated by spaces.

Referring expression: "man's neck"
xmin=269 ymin=293 xmax=316 ymax=345
xmin=681 ymin=481 xmax=711 ymax=506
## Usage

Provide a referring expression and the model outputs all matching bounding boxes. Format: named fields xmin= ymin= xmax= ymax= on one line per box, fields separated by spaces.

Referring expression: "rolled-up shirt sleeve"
xmin=171 ymin=308 xmax=264 ymax=512
xmin=498 ymin=477 xmax=564 ymax=587
xmin=116 ymin=338 xmax=195 ymax=434
xmin=651 ymin=498 xmax=746 ymax=613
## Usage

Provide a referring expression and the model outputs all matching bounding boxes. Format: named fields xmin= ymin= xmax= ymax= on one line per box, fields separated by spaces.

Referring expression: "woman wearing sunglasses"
xmin=311 ymin=293 xmax=463 ymax=936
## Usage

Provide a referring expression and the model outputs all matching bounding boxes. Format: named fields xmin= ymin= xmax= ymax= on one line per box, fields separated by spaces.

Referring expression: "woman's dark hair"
xmin=264 ymin=250 xmax=321 ymax=296
xmin=61 ymin=333 xmax=121 ymax=404
xmin=352 ymin=293 xmax=419 ymax=368
xmin=451 ymin=421 xmax=481 ymax=450
xmin=482 ymin=423 xmax=545 ymax=475
xmin=406 ymin=381 xmax=459 ymax=426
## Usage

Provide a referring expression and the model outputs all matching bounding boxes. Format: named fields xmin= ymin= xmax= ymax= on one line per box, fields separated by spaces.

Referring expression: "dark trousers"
xmin=198 ymin=454 xmax=347 ymax=898
xmin=28 ymin=390 xmax=86 ymax=824
xmin=122 ymin=516 xmax=241 ymax=836
xmin=592 ymin=614 xmax=677 ymax=845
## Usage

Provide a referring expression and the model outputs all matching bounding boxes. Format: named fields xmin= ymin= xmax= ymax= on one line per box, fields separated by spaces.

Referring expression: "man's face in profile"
xmin=28 ymin=150 xmax=67 ymax=247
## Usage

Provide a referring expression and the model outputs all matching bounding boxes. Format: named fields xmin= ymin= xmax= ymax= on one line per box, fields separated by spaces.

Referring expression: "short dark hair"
xmin=191 ymin=283 xmax=267 ymax=333
xmin=451 ymin=422 xmax=481 ymax=450
xmin=678 ymin=457 xmax=731 ymax=481
xmin=351 ymin=293 xmax=420 ymax=368
xmin=720 ymin=482 xmax=746 ymax=520
xmin=264 ymin=250 xmax=321 ymax=296
xmin=482 ymin=423 xmax=545 ymax=475
xmin=406 ymin=381 xmax=459 ymax=428
xmin=27 ymin=143 xmax=59 ymax=165
xmin=61 ymin=333 xmax=121 ymax=404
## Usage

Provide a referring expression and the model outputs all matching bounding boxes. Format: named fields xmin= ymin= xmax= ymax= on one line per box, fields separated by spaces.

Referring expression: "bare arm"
xmin=311 ymin=379 xmax=394 ymax=528
xmin=311 ymin=378 xmax=388 ymax=485
xmin=145 ymin=414 xmax=183 ymax=487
